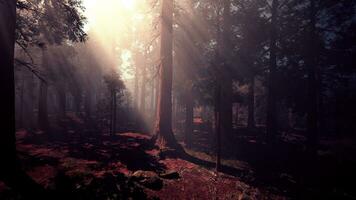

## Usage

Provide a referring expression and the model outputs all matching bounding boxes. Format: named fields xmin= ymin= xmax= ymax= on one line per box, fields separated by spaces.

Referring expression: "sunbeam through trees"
xmin=0 ymin=0 xmax=356 ymax=199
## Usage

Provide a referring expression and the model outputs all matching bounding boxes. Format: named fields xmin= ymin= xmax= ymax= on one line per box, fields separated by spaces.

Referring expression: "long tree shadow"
xmin=66 ymin=133 xmax=165 ymax=172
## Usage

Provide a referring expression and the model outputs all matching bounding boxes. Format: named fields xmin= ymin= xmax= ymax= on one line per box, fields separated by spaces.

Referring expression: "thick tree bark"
xmin=219 ymin=0 xmax=233 ymax=143
xmin=306 ymin=0 xmax=318 ymax=153
xmin=0 ymin=2 xmax=46 ymax=198
xmin=154 ymin=0 xmax=179 ymax=149
xmin=0 ymin=0 xmax=17 ymax=178
xmin=266 ymin=0 xmax=278 ymax=142
xmin=247 ymin=75 xmax=255 ymax=129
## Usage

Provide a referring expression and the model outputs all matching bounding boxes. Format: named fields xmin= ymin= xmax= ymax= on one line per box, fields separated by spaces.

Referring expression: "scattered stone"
xmin=132 ymin=170 xmax=158 ymax=181
xmin=131 ymin=170 xmax=163 ymax=190
xmin=159 ymin=171 xmax=180 ymax=179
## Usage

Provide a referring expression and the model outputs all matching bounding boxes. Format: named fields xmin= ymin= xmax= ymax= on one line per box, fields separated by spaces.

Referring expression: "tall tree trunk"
xmin=215 ymin=85 xmax=222 ymax=172
xmin=38 ymin=47 xmax=49 ymax=131
xmin=24 ymin=73 xmax=35 ymax=129
xmin=266 ymin=0 xmax=278 ymax=142
xmin=0 ymin=0 xmax=17 ymax=178
xmin=38 ymin=80 xmax=48 ymax=131
xmin=307 ymin=0 xmax=318 ymax=153
xmin=109 ymin=90 xmax=113 ymax=135
xmin=151 ymin=76 xmax=155 ymax=113
xmin=140 ymin=57 xmax=146 ymax=114
xmin=0 ymin=2 xmax=46 ymax=197
xmin=219 ymin=0 xmax=233 ymax=143
xmin=154 ymin=0 xmax=179 ymax=149
xmin=85 ymin=89 xmax=91 ymax=118
xmin=172 ymin=95 xmax=176 ymax=129
xmin=112 ymin=91 xmax=117 ymax=135
xmin=57 ymin=85 xmax=66 ymax=118
xmin=154 ymin=76 xmax=159 ymax=114
xmin=19 ymin=73 xmax=25 ymax=128
xmin=134 ymin=57 xmax=139 ymax=110
xmin=185 ymin=86 xmax=194 ymax=147
xmin=247 ymin=75 xmax=255 ymax=129
xmin=235 ymin=103 xmax=239 ymax=126
xmin=74 ymin=92 xmax=81 ymax=114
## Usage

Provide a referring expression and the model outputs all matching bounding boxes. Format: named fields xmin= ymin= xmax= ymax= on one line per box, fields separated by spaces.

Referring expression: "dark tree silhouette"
xmin=266 ymin=0 xmax=278 ymax=142
xmin=0 ymin=0 xmax=17 ymax=179
xmin=306 ymin=0 xmax=318 ymax=153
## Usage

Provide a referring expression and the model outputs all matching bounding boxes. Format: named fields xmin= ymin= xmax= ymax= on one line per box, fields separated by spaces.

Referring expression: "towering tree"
xmin=154 ymin=0 xmax=179 ymax=149
xmin=0 ymin=0 xmax=17 ymax=178
xmin=219 ymin=0 xmax=233 ymax=143
xmin=38 ymin=45 xmax=49 ymax=131
xmin=306 ymin=0 xmax=318 ymax=153
xmin=0 ymin=1 xmax=47 ymax=198
xmin=266 ymin=0 xmax=278 ymax=141
xmin=247 ymin=75 xmax=255 ymax=129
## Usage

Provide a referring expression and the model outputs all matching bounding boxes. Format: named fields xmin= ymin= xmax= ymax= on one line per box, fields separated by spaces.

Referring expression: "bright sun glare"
xmin=83 ymin=0 xmax=149 ymax=81
xmin=120 ymin=0 xmax=136 ymax=9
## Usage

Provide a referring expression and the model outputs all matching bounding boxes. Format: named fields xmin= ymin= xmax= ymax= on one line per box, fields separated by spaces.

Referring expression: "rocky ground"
xmin=0 ymin=130 xmax=286 ymax=200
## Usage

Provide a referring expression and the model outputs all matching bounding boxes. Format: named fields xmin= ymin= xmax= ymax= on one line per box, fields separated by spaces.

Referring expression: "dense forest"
xmin=0 ymin=0 xmax=355 ymax=199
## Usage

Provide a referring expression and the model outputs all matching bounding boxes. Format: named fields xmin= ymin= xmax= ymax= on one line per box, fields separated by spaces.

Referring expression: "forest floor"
xmin=0 ymin=114 xmax=355 ymax=199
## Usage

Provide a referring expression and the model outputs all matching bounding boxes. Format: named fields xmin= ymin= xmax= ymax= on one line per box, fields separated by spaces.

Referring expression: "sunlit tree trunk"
xmin=247 ymin=75 xmax=255 ymax=129
xmin=154 ymin=0 xmax=179 ymax=149
xmin=266 ymin=0 xmax=278 ymax=142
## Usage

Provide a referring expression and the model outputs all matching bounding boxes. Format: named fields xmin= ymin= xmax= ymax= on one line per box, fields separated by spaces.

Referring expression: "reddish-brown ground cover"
xmin=0 ymin=130 xmax=287 ymax=199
